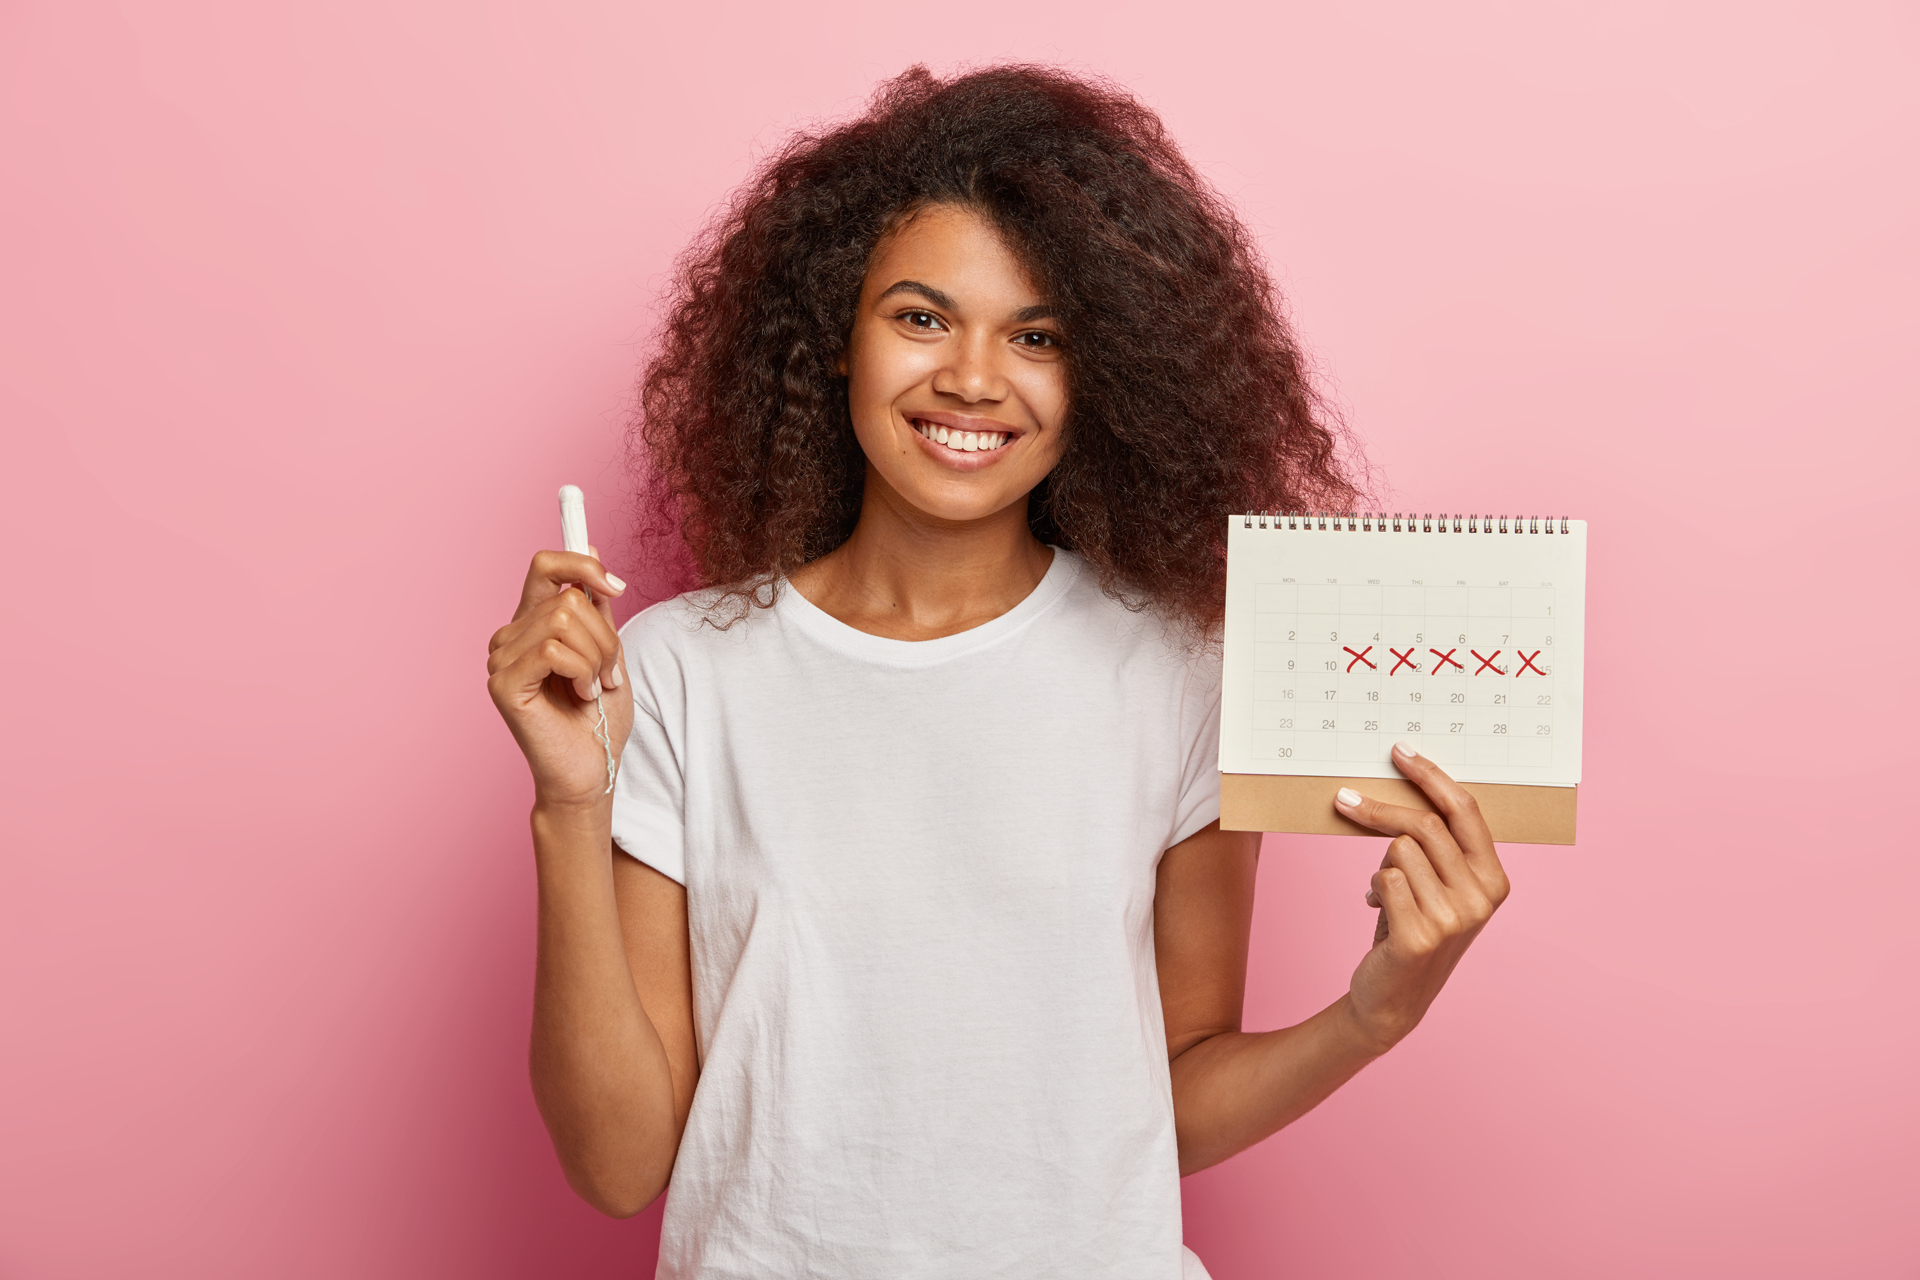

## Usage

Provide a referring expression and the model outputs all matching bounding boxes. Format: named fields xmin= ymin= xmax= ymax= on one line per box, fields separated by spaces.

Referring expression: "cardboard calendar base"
xmin=1221 ymin=774 xmax=1577 ymax=845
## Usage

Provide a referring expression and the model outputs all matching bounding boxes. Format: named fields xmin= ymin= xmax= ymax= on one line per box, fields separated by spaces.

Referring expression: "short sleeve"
xmin=609 ymin=641 xmax=687 ymax=885
xmin=1167 ymin=645 xmax=1224 ymax=849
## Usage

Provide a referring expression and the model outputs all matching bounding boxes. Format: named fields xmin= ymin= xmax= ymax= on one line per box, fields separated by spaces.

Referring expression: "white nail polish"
xmin=1336 ymin=787 xmax=1362 ymax=808
xmin=609 ymin=663 xmax=624 ymax=689
xmin=588 ymin=678 xmax=602 ymax=700
xmin=605 ymin=573 xmax=626 ymax=592
xmin=1393 ymin=740 xmax=1418 ymax=759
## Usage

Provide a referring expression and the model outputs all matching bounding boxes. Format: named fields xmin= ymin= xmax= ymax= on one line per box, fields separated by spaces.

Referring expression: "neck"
xmin=788 ymin=466 xmax=1054 ymax=641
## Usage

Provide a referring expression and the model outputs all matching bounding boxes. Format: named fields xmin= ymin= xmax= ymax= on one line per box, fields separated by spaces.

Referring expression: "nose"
xmin=929 ymin=331 xmax=1008 ymax=404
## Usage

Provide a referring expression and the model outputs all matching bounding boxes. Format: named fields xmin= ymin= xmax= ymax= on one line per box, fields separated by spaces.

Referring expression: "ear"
xmin=834 ymin=347 xmax=849 ymax=377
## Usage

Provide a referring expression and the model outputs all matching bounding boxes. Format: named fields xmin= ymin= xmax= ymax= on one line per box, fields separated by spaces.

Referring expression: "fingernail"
xmin=608 ymin=663 xmax=624 ymax=689
xmin=604 ymin=573 xmax=627 ymax=593
xmin=1393 ymin=740 xmax=1419 ymax=759
xmin=589 ymin=678 xmax=602 ymax=700
xmin=1336 ymin=787 xmax=1362 ymax=808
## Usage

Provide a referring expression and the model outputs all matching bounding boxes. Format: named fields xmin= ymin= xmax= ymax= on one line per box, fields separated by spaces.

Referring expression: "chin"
xmin=900 ymin=481 xmax=1028 ymax=526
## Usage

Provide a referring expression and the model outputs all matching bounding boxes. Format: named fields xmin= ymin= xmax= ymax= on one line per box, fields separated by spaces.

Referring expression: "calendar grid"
xmin=1221 ymin=519 xmax=1585 ymax=788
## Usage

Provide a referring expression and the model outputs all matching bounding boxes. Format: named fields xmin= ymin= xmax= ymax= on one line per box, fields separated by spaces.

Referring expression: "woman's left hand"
xmin=1333 ymin=742 xmax=1512 ymax=1055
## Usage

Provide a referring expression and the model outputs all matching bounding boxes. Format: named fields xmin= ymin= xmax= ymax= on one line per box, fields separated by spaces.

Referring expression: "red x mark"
xmin=1389 ymin=647 xmax=1419 ymax=675
xmin=1343 ymin=646 xmax=1376 ymax=672
xmin=1516 ymin=650 xmax=1545 ymax=676
xmin=1472 ymin=649 xmax=1503 ymax=675
xmin=1428 ymin=648 xmax=1463 ymax=673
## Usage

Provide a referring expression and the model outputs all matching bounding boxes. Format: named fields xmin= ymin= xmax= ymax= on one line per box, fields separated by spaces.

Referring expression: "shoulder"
xmin=617 ymin=585 xmax=771 ymax=652
xmin=616 ymin=587 xmax=782 ymax=718
xmin=1050 ymin=551 xmax=1221 ymax=669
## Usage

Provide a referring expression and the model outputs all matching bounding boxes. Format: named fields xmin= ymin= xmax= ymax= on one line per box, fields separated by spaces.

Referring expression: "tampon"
xmin=556 ymin=484 xmax=617 ymax=794
xmin=559 ymin=484 xmax=591 ymax=557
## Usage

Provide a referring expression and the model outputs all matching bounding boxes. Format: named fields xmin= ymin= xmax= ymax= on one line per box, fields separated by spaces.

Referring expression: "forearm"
xmin=1169 ymin=994 xmax=1387 ymax=1176
xmin=528 ymin=803 xmax=681 ymax=1216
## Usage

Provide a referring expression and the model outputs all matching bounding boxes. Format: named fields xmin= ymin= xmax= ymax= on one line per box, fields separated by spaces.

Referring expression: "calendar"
xmin=1219 ymin=514 xmax=1586 ymax=790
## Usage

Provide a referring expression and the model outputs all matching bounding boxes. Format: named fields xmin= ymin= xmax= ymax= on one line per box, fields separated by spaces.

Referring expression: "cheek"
xmin=846 ymin=329 xmax=930 ymax=419
xmin=1019 ymin=367 xmax=1071 ymax=454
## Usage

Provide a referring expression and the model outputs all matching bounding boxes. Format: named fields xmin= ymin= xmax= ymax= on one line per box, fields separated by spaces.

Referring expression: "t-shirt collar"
xmin=776 ymin=548 xmax=1080 ymax=666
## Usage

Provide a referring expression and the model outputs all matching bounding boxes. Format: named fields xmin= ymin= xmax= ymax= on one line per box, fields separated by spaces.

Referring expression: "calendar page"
xmin=1219 ymin=516 xmax=1586 ymax=787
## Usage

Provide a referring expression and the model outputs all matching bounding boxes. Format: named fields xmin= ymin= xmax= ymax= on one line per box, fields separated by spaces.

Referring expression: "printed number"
xmin=1330 ymin=631 xmax=1338 ymax=642
xmin=1536 ymin=725 xmax=1552 ymax=735
xmin=1546 ymin=635 xmax=1553 ymax=646
xmin=1450 ymin=693 xmax=1465 ymax=704
xmin=1409 ymin=692 xmax=1422 ymax=703
xmin=1287 ymin=660 xmax=1295 ymax=670
xmin=1536 ymin=695 xmax=1552 ymax=705
xmin=1366 ymin=691 xmax=1379 ymax=701
xmin=1415 ymin=632 xmax=1424 ymax=643
xmin=1458 ymin=633 xmax=1466 ymax=643
xmin=1450 ymin=723 xmax=1463 ymax=733
xmin=1373 ymin=632 xmax=1380 ymax=642
xmin=1277 ymin=719 xmax=1293 ymax=729
xmin=1276 ymin=747 xmax=1293 ymax=758
xmin=1363 ymin=720 xmax=1378 ymax=731
xmin=1282 ymin=689 xmax=1295 ymax=699
xmin=1321 ymin=719 xmax=1336 ymax=730
xmin=1324 ymin=661 xmax=1339 ymax=671
xmin=1287 ymin=630 xmax=1295 ymax=640
xmin=1502 ymin=634 xmax=1509 ymax=644
xmin=1494 ymin=694 xmax=1507 ymax=705
xmin=1406 ymin=721 xmax=1422 ymax=732
xmin=1493 ymin=724 xmax=1507 ymax=734
xmin=1324 ymin=690 xmax=1337 ymax=700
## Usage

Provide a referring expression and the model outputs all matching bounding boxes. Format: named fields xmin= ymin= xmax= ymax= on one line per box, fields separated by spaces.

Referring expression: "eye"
xmin=1014 ymin=330 xmax=1061 ymax=350
xmin=897 ymin=309 xmax=945 ymax=331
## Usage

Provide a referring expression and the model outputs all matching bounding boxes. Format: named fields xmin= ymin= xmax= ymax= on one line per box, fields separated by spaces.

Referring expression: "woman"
xmin=487 ymin=64 xmax=1508 ymax=1279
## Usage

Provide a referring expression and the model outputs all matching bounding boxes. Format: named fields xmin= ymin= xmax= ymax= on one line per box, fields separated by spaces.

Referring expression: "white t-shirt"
xmin=611 ymin=550 xmax=1222 ymax=1280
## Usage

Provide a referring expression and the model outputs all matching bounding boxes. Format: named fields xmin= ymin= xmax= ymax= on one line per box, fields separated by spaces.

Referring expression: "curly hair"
xmin=634 ymin=63 xmax=1360 ymax=629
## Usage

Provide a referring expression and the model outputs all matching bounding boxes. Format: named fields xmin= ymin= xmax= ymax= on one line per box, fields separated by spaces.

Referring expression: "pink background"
xmin=3 ymin=1 xmax=1916 ymax=1275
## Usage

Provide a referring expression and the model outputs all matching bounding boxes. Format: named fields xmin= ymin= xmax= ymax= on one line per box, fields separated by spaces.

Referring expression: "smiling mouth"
xmin=912 ymin=419 xmax=1014 ymax=454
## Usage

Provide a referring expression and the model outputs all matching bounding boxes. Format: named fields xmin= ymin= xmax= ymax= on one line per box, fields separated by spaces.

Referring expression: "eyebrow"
xmin=876 ymin=280 xmax=957 ymax=310
xmin=875 ymin=280 xmax=1059 ymax=325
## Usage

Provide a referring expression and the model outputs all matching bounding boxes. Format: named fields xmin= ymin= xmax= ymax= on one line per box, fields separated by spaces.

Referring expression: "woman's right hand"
xmin=496 ymin=552 xmax=695 ymax=1218
xmin=487 ymin=549 xmax=636 ymax=812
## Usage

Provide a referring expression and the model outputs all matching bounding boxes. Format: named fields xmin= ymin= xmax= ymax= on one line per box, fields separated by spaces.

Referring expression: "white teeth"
xmin=915 ymin=423 xmax=1015 ymax=454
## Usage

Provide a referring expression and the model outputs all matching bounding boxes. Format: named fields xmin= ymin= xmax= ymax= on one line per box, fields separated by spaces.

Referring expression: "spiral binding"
xmin=1242 ymin=511 xmax=1571 ymax=534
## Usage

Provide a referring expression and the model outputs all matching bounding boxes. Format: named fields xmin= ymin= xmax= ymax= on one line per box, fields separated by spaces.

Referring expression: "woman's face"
xmin=841 ymin=204 xmax=1069 ymax=526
